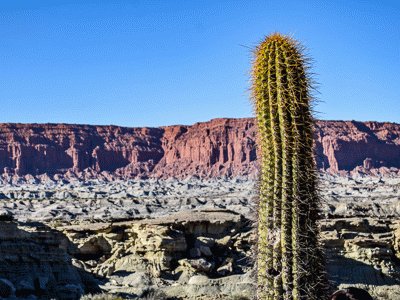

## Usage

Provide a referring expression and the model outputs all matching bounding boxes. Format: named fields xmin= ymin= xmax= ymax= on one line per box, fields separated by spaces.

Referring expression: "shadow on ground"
xmin=0 ymin=220 xmax=101 ymax=299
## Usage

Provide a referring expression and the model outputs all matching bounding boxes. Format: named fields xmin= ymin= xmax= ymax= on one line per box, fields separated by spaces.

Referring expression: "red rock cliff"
xmin=0 ymin=118 xmax=399 ymax=179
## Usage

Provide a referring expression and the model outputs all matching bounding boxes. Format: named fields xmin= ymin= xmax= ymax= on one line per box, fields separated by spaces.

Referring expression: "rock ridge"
xmin=0 ymin=118 xmax=399 ymax=179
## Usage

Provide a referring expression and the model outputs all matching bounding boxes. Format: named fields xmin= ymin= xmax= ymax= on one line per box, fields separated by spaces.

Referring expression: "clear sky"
xmin=1 ymin=1 xmax=399 ymax=127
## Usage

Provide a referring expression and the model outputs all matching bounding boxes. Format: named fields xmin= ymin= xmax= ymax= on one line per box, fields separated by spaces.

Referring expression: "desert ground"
xmin=1 ymin=173 xmax=400 ymax=299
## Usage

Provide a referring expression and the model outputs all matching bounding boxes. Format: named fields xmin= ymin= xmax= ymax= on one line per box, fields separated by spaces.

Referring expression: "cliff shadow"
xmin=0 ymin=220 xmax=101 ymax=300
xmin=327 ymin=253 xmax=399 ymax=288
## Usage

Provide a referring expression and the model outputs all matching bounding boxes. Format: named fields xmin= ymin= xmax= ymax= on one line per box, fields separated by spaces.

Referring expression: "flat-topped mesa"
xmin=0 ymin=118 xmax=399 ymax=179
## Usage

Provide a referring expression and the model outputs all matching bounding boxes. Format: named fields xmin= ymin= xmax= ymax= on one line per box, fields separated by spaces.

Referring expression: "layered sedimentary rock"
xmin=0 ymin=118 xmax=399 ymax=179
xmin=315 ymin=120 xmax=400 ymax=174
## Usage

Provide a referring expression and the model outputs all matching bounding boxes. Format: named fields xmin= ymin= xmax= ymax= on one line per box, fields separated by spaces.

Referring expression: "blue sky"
xmin=1 ymin=1 xmax=399 ymax=127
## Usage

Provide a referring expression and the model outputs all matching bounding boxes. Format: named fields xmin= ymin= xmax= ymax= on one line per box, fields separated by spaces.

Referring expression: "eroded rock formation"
xmin=2 ymin=208 xmax=399 ymax=299
xmin=1 ymin=175 xmax=400 ymax=299
xmin=0 ymin=118 xmax=399 ymax=180
xmin=0 ymin=221 xmax=99 ymax=299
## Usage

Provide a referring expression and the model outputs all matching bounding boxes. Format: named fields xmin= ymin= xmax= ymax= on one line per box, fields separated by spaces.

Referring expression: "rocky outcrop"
xmin=0 ymin=220 xmax=99 ymax=299
xmin=0 ymin=202 xmax=257 ymax=300
xmin=315 ymin=120 xmax=400 ymax=175
xmin=323 ymin=218 xmax=400 ymax=285
xmin=0 ymin=119 xmax=399 ymax=180
xmin=58 ymin=210 xmax=255 ymax=299
xmin=60 ymin=210 xmax=400 ymax=300
xmin=2 ymin=209 xmax=396 ymax=300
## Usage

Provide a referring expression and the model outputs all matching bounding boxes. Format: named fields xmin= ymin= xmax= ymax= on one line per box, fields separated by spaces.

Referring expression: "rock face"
xmin=0 ymin=221 xmax=99 ymax=299
xmin=323 ymin=217 xmax=400 ymax=297
xmin=3 ymin=209 xmax=398 ymax=300
xmin=57 ymin=210 xmax=255 ymax=299
xmin=315 ymin=120 xmax=400 ymax=175
xmin=0 ymin=118 xmax=399 ymax=180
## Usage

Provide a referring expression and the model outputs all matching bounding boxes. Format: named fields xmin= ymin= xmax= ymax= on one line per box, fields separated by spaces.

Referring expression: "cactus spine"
xmin=252 ymin=33 xmax=327 ymax=300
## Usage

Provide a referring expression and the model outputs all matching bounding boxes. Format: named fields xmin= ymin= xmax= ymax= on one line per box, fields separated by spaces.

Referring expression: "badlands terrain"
xmin=0 ymin=118 xmax=400 ymax=299
xmin=1 ymin=175 xmax=400 ymax=299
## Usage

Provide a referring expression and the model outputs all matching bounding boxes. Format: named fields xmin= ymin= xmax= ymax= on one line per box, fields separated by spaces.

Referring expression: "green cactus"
xmin=252 ymin=33 xmax=327 ymax=300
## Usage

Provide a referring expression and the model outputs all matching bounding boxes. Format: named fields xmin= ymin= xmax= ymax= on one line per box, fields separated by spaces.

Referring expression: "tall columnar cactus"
xmin=252 ymin=33 xmax=327 ymax=300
